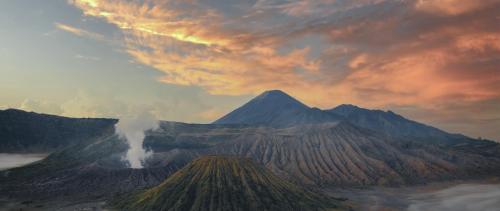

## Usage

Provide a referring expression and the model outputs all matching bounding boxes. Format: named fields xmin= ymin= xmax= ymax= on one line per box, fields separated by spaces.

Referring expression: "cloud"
xmin=74 ymin=54 xmax=101 ymax=61
xmin=414 ymin=0 xmax=500 ymax=15
xmin=58 ymin=89 xmax=217 ymax=123
xmin=197 ymin=108 xmax=226 ymax=122
xmin=68 ymin=0 xmax=500 ymax=140
xmin=252 ymin=0 xmax=385 ymax=17
xmin=55 ymin=22 xmax=105 ymax=40
xmin=69 ymin=0 xmax=322 ymax=94
xmin=19 ymin=99 xmax=63 ymax=115
xmin=60 ymin=90 xmax=127 ymax=118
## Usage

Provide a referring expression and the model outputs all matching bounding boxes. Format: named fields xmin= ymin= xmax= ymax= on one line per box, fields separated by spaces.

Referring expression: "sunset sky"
xmin=1 ymin=0 xmax=499 ymax=140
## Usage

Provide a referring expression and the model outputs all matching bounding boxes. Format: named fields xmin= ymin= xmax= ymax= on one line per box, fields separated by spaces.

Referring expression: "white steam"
xmin=115 ymin=111 xmax=159 ymax=169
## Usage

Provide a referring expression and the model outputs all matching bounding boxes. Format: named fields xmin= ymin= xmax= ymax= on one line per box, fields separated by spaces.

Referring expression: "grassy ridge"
xmin=114 ymin=156 xmax=348 ymax=211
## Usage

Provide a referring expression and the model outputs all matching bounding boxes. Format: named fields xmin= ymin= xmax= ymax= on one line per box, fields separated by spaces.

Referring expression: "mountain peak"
xmin=328 ymin=104 xmax=364 ymax=117
xmin=113 ymin=155 xmax=346 ymax=211
xmin=252 ymin=90 xmax=307 ymax=108
xmin=261 ymin=89 xmax=288 ymax=95
xmin=213 ymin=90 xmax=341 ymax=127
xmin=335 ymin=104 xmax=360 ymax=109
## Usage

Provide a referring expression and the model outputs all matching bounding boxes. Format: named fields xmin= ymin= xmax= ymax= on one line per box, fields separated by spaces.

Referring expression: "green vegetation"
xmin=113 ymin=156 xmax=348 ymax=211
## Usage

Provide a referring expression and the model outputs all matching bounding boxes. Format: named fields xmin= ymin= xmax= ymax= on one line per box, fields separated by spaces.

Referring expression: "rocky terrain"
xmin=147 ymin=121 xmax=500 ymax=186
xmin=112 ymin=156 xmax=348 ymax=211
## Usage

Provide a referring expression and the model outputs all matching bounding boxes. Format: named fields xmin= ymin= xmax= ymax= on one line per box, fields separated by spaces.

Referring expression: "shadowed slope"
xmin=0 ymin=109 xmax=117 ymax=152
xmin=114 ymin=156 xmax=348 ymax=211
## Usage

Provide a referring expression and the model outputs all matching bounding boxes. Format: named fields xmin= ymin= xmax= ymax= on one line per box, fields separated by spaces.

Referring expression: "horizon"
xmin=1 ymin=0 xmax=499 ymax=141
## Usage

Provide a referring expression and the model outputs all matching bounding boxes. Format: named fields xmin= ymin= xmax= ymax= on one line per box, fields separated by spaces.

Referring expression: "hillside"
xmin=113 ymin=156 xmax=348 ymax=211
xmin=0 ymin=109 xmax=117 ymax=152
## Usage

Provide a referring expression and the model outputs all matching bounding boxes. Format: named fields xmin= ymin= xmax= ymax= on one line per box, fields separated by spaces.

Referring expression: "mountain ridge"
xmin=326 ymin=104 xmax=471 ymax=145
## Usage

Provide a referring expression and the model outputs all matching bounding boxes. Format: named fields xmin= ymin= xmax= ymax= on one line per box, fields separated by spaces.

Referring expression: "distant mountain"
xmin=213 ymin=90 xmax=342 ymax=127
xmin=113 ymin=156 xmax=347 ymax=211
xmin=0 ymin=109 xmax=117 ymax=152
xmin=327 ymin=104 xmax=468 ymax=145
xmin=214 ymin=90 xmax=476 ymax=146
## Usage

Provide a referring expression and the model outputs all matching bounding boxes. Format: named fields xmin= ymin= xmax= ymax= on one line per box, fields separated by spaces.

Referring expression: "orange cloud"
xmin=70 ymin=0 xmax=330 ymax=104
xmin=415 ymin=0 xmax=500 ymax=15
xmin=69 ymin=0 xmax=500 ymax=139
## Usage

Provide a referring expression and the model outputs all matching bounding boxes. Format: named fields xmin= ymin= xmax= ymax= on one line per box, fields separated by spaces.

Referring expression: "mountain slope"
xmin=143 ymin=121 xmax=500 ymax=186
xmin=113 ymin=156 xmax=347 ymax=211
xmin=0 ymin=109 xmax=117 ymax=152
xmin=213 ymin=90 xmax=341 ymax=127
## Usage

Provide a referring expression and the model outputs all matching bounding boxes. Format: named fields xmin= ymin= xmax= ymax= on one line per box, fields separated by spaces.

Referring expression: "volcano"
xmin=113 ymin=156 xmax=348 ymax=211
xmin=213 ymin=90 xmax=342 ymax=127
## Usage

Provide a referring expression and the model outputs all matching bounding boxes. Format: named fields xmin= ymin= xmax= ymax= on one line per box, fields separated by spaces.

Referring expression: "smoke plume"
xmin=115 ymin=111 xmax=159 ymax=168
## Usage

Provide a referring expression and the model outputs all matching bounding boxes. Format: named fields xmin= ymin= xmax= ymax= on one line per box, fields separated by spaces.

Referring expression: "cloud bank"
xmin=408 ymin=184 xmax=500 ymax=211
xmin=65 ymin=0 xmax=500 ymax=140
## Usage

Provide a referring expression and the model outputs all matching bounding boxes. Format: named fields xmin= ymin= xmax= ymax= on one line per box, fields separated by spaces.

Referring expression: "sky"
xmin=0 ymin=0 xmax=499 ymax=141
